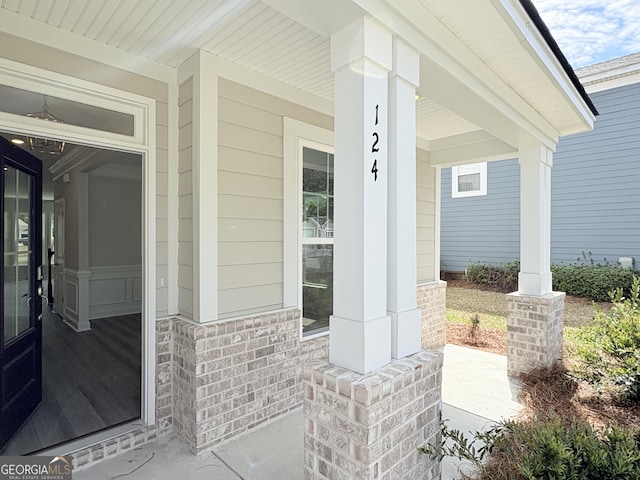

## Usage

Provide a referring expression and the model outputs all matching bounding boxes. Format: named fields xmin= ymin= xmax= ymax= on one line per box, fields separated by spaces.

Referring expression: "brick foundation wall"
xmin=303 ymin=350 xmax=443 ymax=479
xmin=73 ymin=310 xmax=329 ymax=468
xmin=506 ymin=292 xmax=565 ymax=377
xmin=171 ymin=308 xmax=329 ymax=453
xmin=418 ymin=281 xmax=447 ymax=349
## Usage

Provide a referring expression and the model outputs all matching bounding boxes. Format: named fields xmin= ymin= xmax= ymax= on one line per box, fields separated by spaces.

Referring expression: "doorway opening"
xmin=1 ymin=134 xmax=143 ymax=455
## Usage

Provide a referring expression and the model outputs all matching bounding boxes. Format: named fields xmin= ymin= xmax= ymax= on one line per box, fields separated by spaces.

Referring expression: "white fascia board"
xmin=0 ymin=8 xmax=175 ymax=84
xmin=494 ymin=0 xmax=595 ymax=130
xmin=581 ymin=69 xmax=640 ymax=94
xmin=354 ymin=0 xmax=560 ymax=148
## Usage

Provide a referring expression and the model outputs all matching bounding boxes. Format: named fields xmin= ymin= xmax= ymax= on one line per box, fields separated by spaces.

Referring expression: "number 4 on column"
xmin=371 ymin=159 xmax=378 ymax=181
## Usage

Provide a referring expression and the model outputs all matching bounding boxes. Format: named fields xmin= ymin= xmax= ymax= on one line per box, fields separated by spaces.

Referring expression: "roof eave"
xmin=518 ymin=0 xmax=598 ymax=116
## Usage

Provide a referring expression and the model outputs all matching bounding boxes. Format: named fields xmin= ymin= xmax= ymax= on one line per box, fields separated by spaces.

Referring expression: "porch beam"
xmin=428 ymin=135 xmax=518 ymax=166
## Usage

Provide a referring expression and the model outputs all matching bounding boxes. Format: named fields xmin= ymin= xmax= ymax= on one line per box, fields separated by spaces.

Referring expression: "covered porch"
xmin=0 ymin=0 xmax=595 ymax=477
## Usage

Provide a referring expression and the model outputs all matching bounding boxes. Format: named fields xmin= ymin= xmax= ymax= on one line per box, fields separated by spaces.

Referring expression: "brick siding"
xmin=303 ymin=350 xmax=443 ymax=479
xmin=418 ymin=281 xmax=447 ymax=349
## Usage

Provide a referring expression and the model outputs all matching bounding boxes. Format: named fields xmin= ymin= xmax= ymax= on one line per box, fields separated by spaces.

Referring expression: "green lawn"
xmin=446 ymin=285 xmax=611 ymax=343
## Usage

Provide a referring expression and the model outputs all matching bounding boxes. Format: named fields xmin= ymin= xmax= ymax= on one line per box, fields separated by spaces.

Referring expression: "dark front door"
xmin=0 ymin=136 xmax=43 ymax=451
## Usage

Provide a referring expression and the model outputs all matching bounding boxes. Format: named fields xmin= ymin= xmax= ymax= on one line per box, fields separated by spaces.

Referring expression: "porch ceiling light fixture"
xmin=26 ymin=96 xmax=65 ymax=155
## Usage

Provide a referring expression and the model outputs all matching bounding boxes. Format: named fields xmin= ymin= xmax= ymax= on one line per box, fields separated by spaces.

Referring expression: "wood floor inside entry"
xmin=2 ymin=310 xmax=141 ymax=455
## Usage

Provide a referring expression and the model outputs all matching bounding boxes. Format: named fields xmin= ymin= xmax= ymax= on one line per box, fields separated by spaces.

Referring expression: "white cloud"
xmin=533 ymin=0 xmax=640 ymax=67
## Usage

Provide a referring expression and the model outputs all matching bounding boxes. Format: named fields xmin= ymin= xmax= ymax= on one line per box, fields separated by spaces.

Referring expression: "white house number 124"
xmin=371 ymin=104 xmax=380 ymax=181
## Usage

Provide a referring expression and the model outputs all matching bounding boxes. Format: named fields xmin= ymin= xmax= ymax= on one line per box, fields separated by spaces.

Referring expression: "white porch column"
xmin=387 ymin=39 xmax=421 ymax=359
xmin=518 ymin=144 xmax=553 ymax=296
xmin=329 ymin=18 xmax=392 ymax=374
xmin=508 ymin=143 xmax=563 ymax=376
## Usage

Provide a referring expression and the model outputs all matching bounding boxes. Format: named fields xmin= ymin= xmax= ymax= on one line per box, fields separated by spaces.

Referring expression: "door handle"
xmin=38 ymin=295 xmax=48 ymax=322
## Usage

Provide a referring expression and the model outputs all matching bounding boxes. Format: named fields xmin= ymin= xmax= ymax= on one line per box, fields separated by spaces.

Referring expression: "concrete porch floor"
xmin=74 ymin=345 xmax=522 ymax=480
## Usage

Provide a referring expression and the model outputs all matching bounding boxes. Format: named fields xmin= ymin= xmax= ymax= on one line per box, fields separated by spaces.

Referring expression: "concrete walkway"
xmin=440 ymin=344 xmax=522 ymax=479
xmin=75 ymin=345 xmax=522 ymax=480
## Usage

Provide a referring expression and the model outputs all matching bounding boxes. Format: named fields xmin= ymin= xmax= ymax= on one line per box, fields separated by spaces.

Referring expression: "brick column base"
xmin=418 ymin=281 xmax=447 ymax=349
xmin=303 ymin=350 xmax=443 ymax=479
xmin=506 ymin=291 xmax=565 ymax=377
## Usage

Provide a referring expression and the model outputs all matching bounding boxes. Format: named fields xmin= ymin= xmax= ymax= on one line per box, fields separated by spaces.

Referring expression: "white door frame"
xmin=0 ymin=58 xmax=157 ymax=427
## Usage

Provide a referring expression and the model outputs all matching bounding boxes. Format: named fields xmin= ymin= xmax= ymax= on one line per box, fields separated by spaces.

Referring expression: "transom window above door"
xmin=0 ymin=84 xmax=135 ymax=137
xmin=0 ymin=59 xmax=151 ymax=149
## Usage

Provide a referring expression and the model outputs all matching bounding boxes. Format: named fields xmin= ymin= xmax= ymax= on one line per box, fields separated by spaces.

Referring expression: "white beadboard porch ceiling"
xmin=0 ymin=0 xmax=588 ymax=144
xmin=3 ymin=0 xmax=336 ymax=95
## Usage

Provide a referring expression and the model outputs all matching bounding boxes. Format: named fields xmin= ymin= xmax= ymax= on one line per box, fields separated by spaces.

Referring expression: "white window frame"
xmin=283 ymin=118 xmax=333 ymax=340
xmin=451 ymin=162 xmax=487 ymax=198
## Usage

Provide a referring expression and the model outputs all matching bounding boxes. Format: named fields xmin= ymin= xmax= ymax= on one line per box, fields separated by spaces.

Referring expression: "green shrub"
xmin=465 ymin=257 xmax=640 ymax=302
xmin=552 ymin=264 xmax=639 ymax=302
xmin=465 ymin=261 xmax=519 ymax=292
xmin=420 ymin=415 xmax=640 ymax=480
xmin=571 ymin=276 xmax=640 ymax=400
xmin=466 ymin=262 xmax=490 ymax=284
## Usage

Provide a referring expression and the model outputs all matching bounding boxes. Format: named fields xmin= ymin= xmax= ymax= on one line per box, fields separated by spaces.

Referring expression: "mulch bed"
xmin=516 ymin=360 xmax=640 ymax=430
xmin=446 ymin=322 xmax=506 ymax=355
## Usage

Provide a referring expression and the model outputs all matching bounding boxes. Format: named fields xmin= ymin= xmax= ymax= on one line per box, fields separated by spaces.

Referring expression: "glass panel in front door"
xmin=3 ymin=165 xmax=32 ymax=344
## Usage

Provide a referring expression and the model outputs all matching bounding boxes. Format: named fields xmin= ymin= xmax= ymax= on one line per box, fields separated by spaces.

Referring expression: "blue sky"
xmin=534 ymin=0 xmax=640 ymax=68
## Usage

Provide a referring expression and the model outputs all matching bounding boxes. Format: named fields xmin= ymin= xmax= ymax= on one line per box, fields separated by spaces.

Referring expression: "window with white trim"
xmin=301 ymin=146 xmax=333 ymax=336
xmin=451 ymin=162 xmax=487 ymax=198
xmin=282 ymin=119 xmax=333 ymax=339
